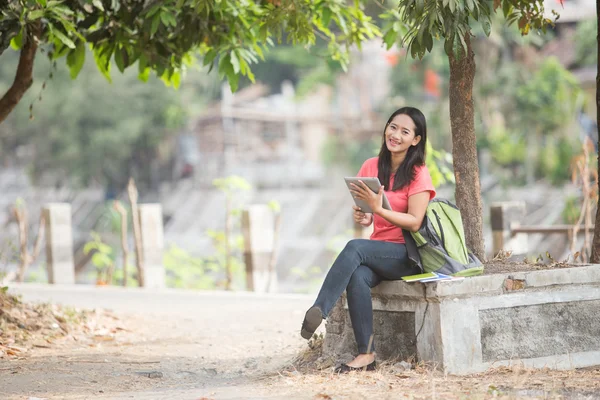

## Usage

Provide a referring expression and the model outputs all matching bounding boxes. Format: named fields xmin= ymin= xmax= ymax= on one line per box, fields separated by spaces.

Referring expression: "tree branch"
xmin=0 ymin=22 xmax=40 ymax=124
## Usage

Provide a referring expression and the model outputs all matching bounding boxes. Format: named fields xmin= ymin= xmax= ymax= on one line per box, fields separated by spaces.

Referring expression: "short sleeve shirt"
xmin=357 ymin=157 xmax=436 ymax=244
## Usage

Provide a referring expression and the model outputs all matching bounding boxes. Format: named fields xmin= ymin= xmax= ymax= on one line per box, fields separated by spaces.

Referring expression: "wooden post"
xmin=13 ymin=204 xmax=45 ymax=282
xmin=241 ymin=205 xmax=277 ymax=292
xmin=128 ymin=178 xmax=144 ymax=287
xmin=113 ymin=201 xmax=129 ymax=287
xmin=490 ymin=201 xmax=527 ymax=257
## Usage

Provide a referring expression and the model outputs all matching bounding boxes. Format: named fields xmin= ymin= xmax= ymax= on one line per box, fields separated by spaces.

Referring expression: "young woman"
xmin=300 ymin=107 xmax=436 ymax=373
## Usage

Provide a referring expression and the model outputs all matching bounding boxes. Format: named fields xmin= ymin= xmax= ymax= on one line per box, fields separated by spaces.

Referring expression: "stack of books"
xmin=401 ymin=272 xmax=465 ymax=283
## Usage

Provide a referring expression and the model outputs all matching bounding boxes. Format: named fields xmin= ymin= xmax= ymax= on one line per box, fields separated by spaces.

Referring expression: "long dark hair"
xmin=377 ymin=107 xmax=427 ymax=191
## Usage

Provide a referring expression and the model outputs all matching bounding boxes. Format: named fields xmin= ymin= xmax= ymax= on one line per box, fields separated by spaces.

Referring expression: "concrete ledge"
xmin=323 ymin=264 xmax=600 ymax=374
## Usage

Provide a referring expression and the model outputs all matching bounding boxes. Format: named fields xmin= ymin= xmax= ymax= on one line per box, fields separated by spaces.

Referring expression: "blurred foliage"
xmin=426 ymin=141 xmax=454 ymax=187
xmin=562 ymin=195 xmax=581 ymax=225
xmin=163 ymin=244 xmax=221 ymax=290
xmin=515 ymin=57 xmax=580 ymax=135
xmin=0 ymin=49 xmax=186 ymax=190
xmin=487 ymin=125 xmax=526 ymax=167
xmin=536 ymin=137 xmax=579 ymax=185
xmin=321 ymin=135 xmax=378 ymax=173
xmin=246 ymin=45 xmax=342 ymax=97
xmin=574 ymin=19 xmax=597 ymax=68
xmin=212 ymin=175 xmax=252 ymax=198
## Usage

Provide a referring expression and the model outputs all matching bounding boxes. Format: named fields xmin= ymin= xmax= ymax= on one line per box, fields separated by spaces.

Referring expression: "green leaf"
xmin=246 ymin=67 xmax=255 ymax=83
xmin=448 ymin=0 xmax=455 ymax=13
xmin=151 ymin=14 xmax=161 ymax=36
xmin=230 ymin=50 xmax=240 ymax=74
xmin=336 ymin=13 xmax=348 ymax=34
xmin=203 ymin=49 xmax=218 ymax=66
xmin=10 ymin=29 xmax=23 ymax=50
xmin=114 ymin=46 xmax=125 ymax=72
xmin=424 ymin=32 xmax=433 ymax=53
xmin=227 ymin=72 xmax=239 ymax=92
xmin=93 ymin=49 xmax=112 ymax=82
xmin=218 ymin=53 xmax=233 ymax=79
xmin=50 ymin=25 xmax=76 ymax=49
xmin=383 ymin=29 xmax=397 ymax=49
xmin=163 ymin=12 xmax=177 ymax=27
xmin=444 ymin=36 xmax=454 ymax=56
xmin=83 ymin=242 xmax=96 ymax=255
xmin=66 ymin=40 xmax=86 ymax=79
xmin=171 ymin=71 xmax=181 ymax=89
xmin=410 ymin=40 xmax=420 ymax=59
xmin=92 ymin=0 xmax=105 ymax=11
xmin=481 ymin=18 xmax=491 ymax=37
xmin=252 ymin=43 xmax=264 ymax=60
xmin=138 ymin=67 xmax=150 ymax=82
xmin=27 ymin=10 xmax=45 ymax=20
xmin=160 ymin=12 xmax=170 ymax=27
xmin=502 ymin=1 xmax=511 ymax=18
xmin=322 ymin=7 xmax=332 ymax=27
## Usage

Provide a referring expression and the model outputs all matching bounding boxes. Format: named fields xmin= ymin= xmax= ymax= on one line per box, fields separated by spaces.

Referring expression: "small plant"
xmin=83 ymin=232 xmax=115 ymax=285
xmin=163 ymin=244 xmax=219 ymax=290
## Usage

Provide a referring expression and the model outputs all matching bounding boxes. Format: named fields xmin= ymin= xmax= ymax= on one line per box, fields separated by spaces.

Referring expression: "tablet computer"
xmin=344 ymin=177 xmax=392 ymax=213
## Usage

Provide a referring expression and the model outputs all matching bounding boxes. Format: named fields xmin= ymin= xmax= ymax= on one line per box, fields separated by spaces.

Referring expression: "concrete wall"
xmin=324 ymin=264 xmax=600 ymax=374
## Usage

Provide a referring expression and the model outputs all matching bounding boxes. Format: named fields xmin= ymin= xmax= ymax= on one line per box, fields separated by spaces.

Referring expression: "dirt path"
xmin=2 ymin=284 xmax=600 ymax=400
xmin=0 ymin=284 xmax=315 ymax=399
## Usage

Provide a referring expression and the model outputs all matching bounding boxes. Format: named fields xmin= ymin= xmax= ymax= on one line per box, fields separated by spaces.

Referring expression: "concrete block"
xmin=323 ymin=264 xmax=600 ymax=374
xmin=44 ymin=203 xmax=74 ymax=284
xmin=139 ymin=204 xmax=165 ymax=289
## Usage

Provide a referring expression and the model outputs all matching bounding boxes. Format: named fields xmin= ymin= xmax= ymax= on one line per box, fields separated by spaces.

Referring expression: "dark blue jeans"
xmin=313 ymin=239 xmax=419 ymax=353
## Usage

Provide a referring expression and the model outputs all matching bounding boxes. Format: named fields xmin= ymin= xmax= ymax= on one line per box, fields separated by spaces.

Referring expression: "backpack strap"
xmin=403 ymin=228 xmax=423 ymax=273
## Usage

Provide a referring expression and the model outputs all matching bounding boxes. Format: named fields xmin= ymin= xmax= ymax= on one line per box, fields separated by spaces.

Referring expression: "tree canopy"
xmin=383 ymin=0 xmax=555 ymax=58
xmin=0 ymin=0 xmax=381 ymax=123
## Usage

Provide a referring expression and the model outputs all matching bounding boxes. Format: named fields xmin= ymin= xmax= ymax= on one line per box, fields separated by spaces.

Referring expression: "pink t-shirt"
xmin=357 ymin=157 xmax=436 ymax=244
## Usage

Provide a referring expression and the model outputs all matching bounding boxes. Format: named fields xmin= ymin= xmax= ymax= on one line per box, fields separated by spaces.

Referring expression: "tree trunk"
xmin=0 ymin=22 xmax=40 ymax=124
xmin=448 ymin=34 xmax=485 ymax=261
xmin=591 ymin=3 xmax=600 ymax=263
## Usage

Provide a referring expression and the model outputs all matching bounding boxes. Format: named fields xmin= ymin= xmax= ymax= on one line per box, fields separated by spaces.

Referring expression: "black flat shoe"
xmin=334 ymin=360 xmax=377 ymax=373
xmin=300 ymin=306 xmax=323 ymax=340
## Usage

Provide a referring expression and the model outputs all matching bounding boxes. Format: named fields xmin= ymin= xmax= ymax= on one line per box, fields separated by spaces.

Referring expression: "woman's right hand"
xmin=353 ymin=206 xmax=373 ymax=226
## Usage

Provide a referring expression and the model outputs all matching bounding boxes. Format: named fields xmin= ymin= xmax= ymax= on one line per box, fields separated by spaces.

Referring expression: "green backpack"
xmin=403 ymin=199 xmax=484 ymax=277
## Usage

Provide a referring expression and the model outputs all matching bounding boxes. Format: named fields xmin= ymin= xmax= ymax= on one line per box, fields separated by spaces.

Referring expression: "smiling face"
xmin=384 ymin=113 xmax=421 ymax=154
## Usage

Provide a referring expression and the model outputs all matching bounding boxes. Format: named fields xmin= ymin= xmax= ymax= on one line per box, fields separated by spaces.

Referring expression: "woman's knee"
xmin=343 ymin=239 xmax=369 ymax=255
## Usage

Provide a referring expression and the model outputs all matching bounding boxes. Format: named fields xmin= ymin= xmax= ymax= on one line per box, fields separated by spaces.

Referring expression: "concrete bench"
xmin=323 ymin=264 xmax=600 ymax=375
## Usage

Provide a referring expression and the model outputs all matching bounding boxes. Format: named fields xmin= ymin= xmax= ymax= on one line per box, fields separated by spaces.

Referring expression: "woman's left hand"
xmin=350 ymin=180 xmax=384 ymax=215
